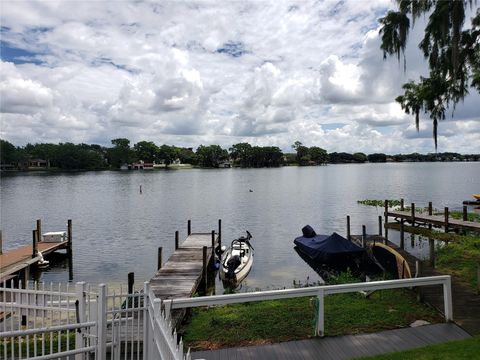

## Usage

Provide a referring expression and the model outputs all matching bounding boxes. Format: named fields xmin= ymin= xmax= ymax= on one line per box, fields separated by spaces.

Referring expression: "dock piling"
xmin=362 ymin=225 xmax=366 ymax=248
xmin=428 ymin=202 xmax=433 ymax=230
xmin=32 ymin=230 xmax=38 ymax=258
xmin=175 ymin=231 xmax=179 ymax=250
xmin=0 ymin=230 xmax=2 ymax=255
xmin=429 ymin=239 xmax=435 ymax=268
xmin=128 ymin=272 xmax=134 ymax=294
xmin=444 ymin=207 xmax=449 ymax=233
xmin=36 ymin=219 xmax=42 ymax=243
xmin=218 ymin=219 xmax=222 ymax=248
xmin=400 ymin=221 xmax=405 ymax=249
xmin=463 ymin=206 xmax=468 ymax=221
xmin=384 ymin=200 xmax=389 ymax=243
xmin=411 ymin=203 xmax=416 ymax=226
xmin=187 ymin=220 xmax=191 ymax=236
xmin=211 ymin=230 xmax=215 ymax=257
xmin=400 ymin=199 xmax=404 ymax=211
xmin=157 ymin=247 xmax=162 ymax=270
xmin=347 ymin=216 xmax=351 ymax=241
xmin=202 ymin=246 xmax=208 ymax=294
xmin=378 ymin=216 xmax=382 ymax=237
xmin=67 ymin=219 xmax=72 ymax=256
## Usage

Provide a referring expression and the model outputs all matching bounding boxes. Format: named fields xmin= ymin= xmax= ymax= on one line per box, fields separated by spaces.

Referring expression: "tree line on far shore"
xmin=1 ymin=138 xmax=479 ymax=171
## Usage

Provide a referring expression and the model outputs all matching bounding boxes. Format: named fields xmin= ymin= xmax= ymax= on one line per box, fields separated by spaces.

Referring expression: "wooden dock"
xmin=149 ymin=221 xmax=221 ymax=326
xmin=192 ymin=323 xmax=470 ymax=359
xmin=384 ymin=200 xmax=480 ymax=233
xmin=0 ymin=220 xmax=72 ymax=283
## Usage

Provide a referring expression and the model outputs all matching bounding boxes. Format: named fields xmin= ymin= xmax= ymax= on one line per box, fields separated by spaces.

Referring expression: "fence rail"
xmin=163 ymin=275 xmax=453 ymax=336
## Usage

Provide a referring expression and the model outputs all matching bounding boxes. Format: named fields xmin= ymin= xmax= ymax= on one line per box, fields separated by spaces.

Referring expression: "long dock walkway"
xmin=386 ymin=209 xmax=480 ymax=232
xmin=149 ymin=232 xmax=219 ymax=300
xmin=0 ymin=241 xmax=68 ymax=282
xmin=192 ymin=323 xmax=470 ymax=359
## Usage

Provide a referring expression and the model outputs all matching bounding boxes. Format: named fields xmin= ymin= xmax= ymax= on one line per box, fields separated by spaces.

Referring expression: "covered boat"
xmin=294 ymin=225 xmax=365 ymax=264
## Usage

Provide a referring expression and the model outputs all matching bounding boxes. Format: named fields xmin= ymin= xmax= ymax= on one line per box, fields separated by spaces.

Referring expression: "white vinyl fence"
xmin=162 ymin=275 xmax=453 ymax=337
xmin=0 ymin=280 xmax=190 ymax=360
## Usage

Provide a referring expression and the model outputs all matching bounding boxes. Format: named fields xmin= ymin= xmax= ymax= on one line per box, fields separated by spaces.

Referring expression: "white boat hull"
xmin=219 ymin=240 xmax=254 ymax=284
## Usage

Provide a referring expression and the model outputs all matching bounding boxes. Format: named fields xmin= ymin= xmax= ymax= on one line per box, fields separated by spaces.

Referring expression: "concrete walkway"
xmin=192 ymin=323 xmax=470 ymax=359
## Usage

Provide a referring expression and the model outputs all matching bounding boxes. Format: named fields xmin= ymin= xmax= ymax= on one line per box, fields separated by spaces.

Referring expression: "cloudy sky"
xmin=1 ymin=0 xmax=479 ymax=154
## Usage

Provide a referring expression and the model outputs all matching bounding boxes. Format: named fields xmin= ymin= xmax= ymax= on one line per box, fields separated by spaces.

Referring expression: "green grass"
xmin=0 ymin=332 xmax=76 ymax=358
xmin=181 ymin=288 xmax=442 ymax=350
xmin=357 ymin=335 xmax=480 ymax=359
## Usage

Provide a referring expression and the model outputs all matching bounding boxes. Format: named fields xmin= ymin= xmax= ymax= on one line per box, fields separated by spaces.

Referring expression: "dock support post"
xmin=463 ymin=206 xmax=468 ymax=221
xmin=443 ymin=276 xmax=453 ymax=322
xmin=157 ymin=247 xmax=162 ymax=270
xmin=362 ymin=225 xmax=367 ymax=248
xmin=175 ymin=231 xmax=179 ymax=250
xmin=187 ymin=220 xmax=191 ymax=236
xmin=400 ymin=222 xmax=405 ymax=249
xmin=202 ymin=246 xmax=208 ymax=294
xmin=415 ymin=260 xmax=423 ymax=302
xmin=411 ymin=203 xmax=415 ymax=226
xmin=67 ymin=219 xmax=72 ymax=257
xmin=128 ymin=272 xmax=134 ymax=294
xmin=384 ymin=200 xmax=389 ymax=243
xmin=211 ymin=230 xmax=215 ymax=257
xmin=0 ymin=229 xmax=2 ymax=255
xmin=429 ymin=239 xmax=435 ymax=268
xmin=444 ymin=207 xmax=449 ymax=233
xmin=36 ymin=219 xmax=42 ymax=243
xmin=428 ymin=202 xmax=433 ymax=230
xmin=218 ymin=219 xmax=222 ymax=248
xmin=32 ymin=230 xmax=38 ymax=258
xmin=400 ymin=199 xmax=404 ymax=211
xmin=378 ymin=216 xmax=382 ymax=237
xmin=346 ymin=216 xmax=351 ymax=241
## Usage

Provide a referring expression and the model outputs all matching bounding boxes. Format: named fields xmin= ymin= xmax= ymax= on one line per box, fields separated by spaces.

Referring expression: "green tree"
xmin=353 ymin=152 xmax=368 ymax=163
xmin=380 ymin=1 xmax=480 ymax=149
xmin=368 ymin=153 xmax=387 ymax=163
xmin=291 ymin=141 xmax=310 ymax=165
xmin=196 ymin=145 xmax=228 ymax=167
xmin=309 ymin=146 xmax=328 ymax=165
xmin=108 ymin=138 xmax=133 ymax=168
xmin=157 ymin=145 xmax=177 ymax=167
xmin=229 ymin=143 xmax=252 ymax=167
xmin=0 ymin=139 xmax=18 ymax=164
xmin=133 ymin=141 xmax=158 ymax=162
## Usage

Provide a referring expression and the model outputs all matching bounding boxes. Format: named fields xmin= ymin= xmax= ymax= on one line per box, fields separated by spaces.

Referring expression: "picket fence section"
xmin=0 ymin=280 xmax=190 ymax=360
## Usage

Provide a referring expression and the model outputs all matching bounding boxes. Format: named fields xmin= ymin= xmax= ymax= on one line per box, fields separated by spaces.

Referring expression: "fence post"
xmin=315 ymin=289 xmax=325 ymax=337
xmin=443 ymin=276 xmax=453 ymax=322
xmin=97 ymin=284 xmax=107 ymax=360
xmin=346 ymin=216 xmax=351 ymax=241
xmin=143 ymin=282 xmax=150 ymax=360
xmin=75 ymin=282 xmax=86 ymax=360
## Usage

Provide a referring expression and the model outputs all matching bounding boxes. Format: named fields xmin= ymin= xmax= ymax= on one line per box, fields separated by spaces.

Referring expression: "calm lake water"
xmin=1 ymin=162 xmax=479 ymax=290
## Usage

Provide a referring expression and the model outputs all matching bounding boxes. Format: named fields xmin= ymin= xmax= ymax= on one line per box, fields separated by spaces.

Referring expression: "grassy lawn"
xmin=357 ymin=335 xmax=480 ymax=359
xmin=181 ymin=287 xmax=442 ymax=351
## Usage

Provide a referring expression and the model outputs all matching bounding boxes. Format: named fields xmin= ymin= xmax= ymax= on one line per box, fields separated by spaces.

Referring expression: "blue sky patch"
xmin=0 ymin=41 xmax=42 ymax=64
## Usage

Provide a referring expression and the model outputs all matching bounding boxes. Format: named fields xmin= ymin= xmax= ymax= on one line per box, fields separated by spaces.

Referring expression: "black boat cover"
xmin=294 ymin=228 xmax=364 ymax=262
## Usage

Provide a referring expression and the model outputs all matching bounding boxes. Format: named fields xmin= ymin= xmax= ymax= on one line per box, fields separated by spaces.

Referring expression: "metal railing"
xmin=162 ymin=275 xmax=453 ymax=336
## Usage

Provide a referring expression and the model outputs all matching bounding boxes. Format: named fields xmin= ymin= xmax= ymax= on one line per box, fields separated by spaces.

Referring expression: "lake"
xmin=1 ymin=162 xmax=479 ymax=290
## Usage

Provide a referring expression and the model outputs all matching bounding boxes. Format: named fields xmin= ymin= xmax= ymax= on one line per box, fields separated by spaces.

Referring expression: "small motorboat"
xmin=473 ymin=194 xmax=480 ymax=201
xmin=219 ymin=231 xmax=254 ymax=285
xmin=293 ymin=225 xmax=365 ymax=265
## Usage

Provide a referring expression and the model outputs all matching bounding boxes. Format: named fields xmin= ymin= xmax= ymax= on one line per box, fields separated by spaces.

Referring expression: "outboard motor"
xmin=225 ymin=255 xmax=241 ymax=280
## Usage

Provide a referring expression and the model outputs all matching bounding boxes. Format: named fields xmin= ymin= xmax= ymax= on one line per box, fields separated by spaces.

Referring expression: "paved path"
xmin=192 ymin=323 xmax=470 ymax=359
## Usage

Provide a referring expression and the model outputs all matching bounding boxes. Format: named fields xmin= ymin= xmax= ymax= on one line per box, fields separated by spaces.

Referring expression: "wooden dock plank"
xmin=192 ymin=324 xmax=471 ymax=360
xmin=0 ymin=241 xmax=68 ymax=281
